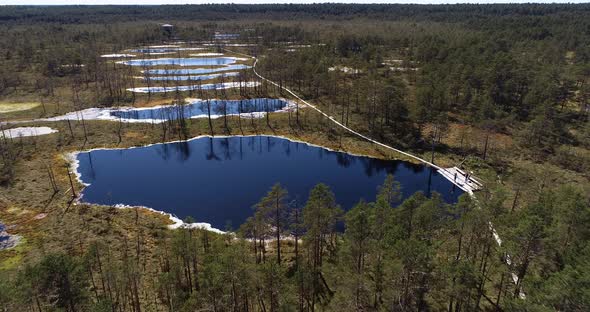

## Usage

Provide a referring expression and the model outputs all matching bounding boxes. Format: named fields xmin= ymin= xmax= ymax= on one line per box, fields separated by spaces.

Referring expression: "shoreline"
xmin=65 ymin=133 xmax=451 ymax=234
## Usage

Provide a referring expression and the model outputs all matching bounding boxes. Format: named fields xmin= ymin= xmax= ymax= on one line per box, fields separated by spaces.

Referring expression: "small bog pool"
xmin=110 ymin=98 xmax=289 ymax=120
xmin=120 ymin=57 xmax=243 ymax=67
xmin=141 ymin=72 xmax=239 ymax=81
xmin=75 ymin=136 xmax=462 ymax=231
xmin=143 ymin=64 xmax=251 ymax=75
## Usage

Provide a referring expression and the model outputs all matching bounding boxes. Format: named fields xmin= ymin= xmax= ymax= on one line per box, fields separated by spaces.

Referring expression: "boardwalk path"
xmin=227 ymin=48 xmax=524 ymax=298
xmin=239 ymin=49 xmax=479 ymax=192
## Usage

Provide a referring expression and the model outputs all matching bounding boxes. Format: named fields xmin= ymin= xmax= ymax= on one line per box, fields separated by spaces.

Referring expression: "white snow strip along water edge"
xmin=140 ymin=64 xmax=252 ymax=76
xmin=16 ymin=97 xmax=296 ymax=125
xmin=190 ymin=52 xmax=225 ymax=56
xmin=203 ymin=43 xmax=256 ymax=47
xmin=101 ymin=54 xmax=136 ymax=58
xmin=116 ymin=56 xmax=249 ymax=67
xmin=136 ymin=52 xmax=175 ymax=55
xmin=65 ymin=133 xmax=406 ymax=234
xmin=135 ymin=72 xmax=239 ymax=81
xmin=126 ymin=81 xmax=260 ymax=93
xmin=60 ymin=149 xmax=225 ymax=235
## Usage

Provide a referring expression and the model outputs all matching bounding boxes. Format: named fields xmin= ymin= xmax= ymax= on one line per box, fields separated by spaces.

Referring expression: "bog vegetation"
xmin=0 ymin=4 xmax=589 ymax=311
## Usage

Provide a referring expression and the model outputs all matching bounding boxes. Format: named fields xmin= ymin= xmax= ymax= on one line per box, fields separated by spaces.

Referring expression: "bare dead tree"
xmin=46 ymin=162 xmax=59 ymax=194
xmin=66 ymin=164 xmax=77 ymax=198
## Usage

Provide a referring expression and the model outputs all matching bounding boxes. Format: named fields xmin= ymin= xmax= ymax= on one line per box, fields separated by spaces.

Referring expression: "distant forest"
xmin=0 ymin=4 xmax=589 ymax=312
xmin=0 ymin=4 xmax=590 ymax=25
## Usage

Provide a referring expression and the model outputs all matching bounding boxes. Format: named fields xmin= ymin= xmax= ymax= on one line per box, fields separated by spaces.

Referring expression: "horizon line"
xmin=2 ymin=1 xmax=588 ymax=6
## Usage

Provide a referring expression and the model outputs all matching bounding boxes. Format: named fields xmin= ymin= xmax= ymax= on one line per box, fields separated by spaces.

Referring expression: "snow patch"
xmin=137 ymin=72 xmax=239 ymax=81
xmin=101 ymin=54 xmax=136 ymax=58
xmin=176 ymin=47 xmax=207 ymax=51
xmin=203 ymin=43 xmax=256 ymax=47
xmin=389 ymin=67 xmax=418 ymax=72
xmin=35 ymin=95 xmax=291 ymax=125
xmin=141 ymin=52 xmax=175 ymax=55
xmin=117 ymin=56 xmax=247 ymax=67
xmin=141 ymin=64 xmax=251 ymax=75
xmin=1 ymin=126 xmax=57 ymax=138
xmin=190 ymin=52 xmax=225 ymax=56
xmin=127 ymin=81 xmax=260 ymax=93
xmin=328 ymin=66 xmax=360 ymax=74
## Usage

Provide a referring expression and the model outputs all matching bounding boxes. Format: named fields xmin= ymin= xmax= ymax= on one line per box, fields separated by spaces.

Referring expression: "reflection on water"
xmin=120 ymin=57 xmax=242 ymax=66
xmin=126 ymin=81 xmax=259 ymax=93
xmin=214 ymin=33 xmax=240 ymax=40
xmin=142 ymin=72 xmax=239 ymax=81
xmin=76 ymin=136 xmax=462 ymax=230
xmin=143 ymin=64 xmax=251 ymax=75
xmin=110 ymin=98 xmax=289 ymax=120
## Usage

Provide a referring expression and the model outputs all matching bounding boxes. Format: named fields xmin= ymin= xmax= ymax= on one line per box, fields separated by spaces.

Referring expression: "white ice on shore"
xmin=167 ymin=215 xmax=227 ymax=234
xmin=43 ymin=107 xmax=128 ymax=123
xmin=1 ymin=126 xmax=58 ymax=138
xmin=140 ymin=52 xmax=175 ymax=55
xmin=67 ymin=132 xmax=339 ymax=235
xmin=40 ymin=106 xmax=196 ymax=124
xmin=190 ymin=52 xmax=225 ymax=56
xmin=203 ymin=43 xmax=256 ymax=47
xmin=107 ymin=204 xmax=227 ymax=234
xmin=328 ymin=66 xmax=361 ymax=74
xmin=127 ymin=81 xmax=260 ymax=93
xmin=175 ymin=47 xmax=207 ymax=51
xmin=141 ymin=64 xmax=251 ymax=76
xmin=117 ymin=56 xmax=248 ymax=67
xmin=389 ymin=67 xmax=419 ymax=72
xmin=101 ymin=54 xmax=136 ymax=58
xmin=137 ymin=72 xmax=239 ymax=81
xmin=35 ymin=94 xmax=292 ymax=125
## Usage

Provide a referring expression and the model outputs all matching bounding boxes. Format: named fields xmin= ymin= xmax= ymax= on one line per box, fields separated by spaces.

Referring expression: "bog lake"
xmin=74 ymin=135 xmax=463 ymax=231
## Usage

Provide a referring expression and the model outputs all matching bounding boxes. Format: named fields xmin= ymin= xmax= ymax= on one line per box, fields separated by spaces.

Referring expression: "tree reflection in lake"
xmin=75 ymin=136 xmax=461 ymax=230
xmin=110 ymin=98 xmax=289 ymax=121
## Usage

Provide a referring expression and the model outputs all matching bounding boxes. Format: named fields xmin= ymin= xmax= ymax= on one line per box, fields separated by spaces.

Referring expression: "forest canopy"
xmin=0 ymin=3 xmax=589 ymax=312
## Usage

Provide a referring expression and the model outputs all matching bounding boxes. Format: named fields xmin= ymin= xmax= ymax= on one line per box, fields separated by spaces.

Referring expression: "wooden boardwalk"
xmin=228 ymin=47 xmax=529 ymax=297
xmin=438 ymin=167 xmax=483 ymax=194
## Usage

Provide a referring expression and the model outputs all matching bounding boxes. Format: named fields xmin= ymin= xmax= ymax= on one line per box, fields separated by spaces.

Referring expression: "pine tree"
xmin=254 ymin=183 xmax=289 ymax=264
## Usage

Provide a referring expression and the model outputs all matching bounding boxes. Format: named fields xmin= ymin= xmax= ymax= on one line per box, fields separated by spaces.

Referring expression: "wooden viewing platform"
xmin=438 ymin=166 xmax=483 ymax=194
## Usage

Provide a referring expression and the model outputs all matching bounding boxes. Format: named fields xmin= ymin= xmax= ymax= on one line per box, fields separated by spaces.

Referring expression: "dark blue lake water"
xmin=122 ymin=57 xmax=240 ymax=67
xmin=214 ymin=33 xmax=240 ymax=40
xmin=144 ymin=72 xmax=238 ymax=81
xmin=75 ymin=136 xmax=462 ymax=230
xmin=144 ymin=65 xmax=251 ymax=75
xmin=128 ymin=82 xmax=245 ymax=93
xmin=0 ymin=223 xmax=7 ymax=243
xmin=110 ymin=98 xmax=288 ymax=120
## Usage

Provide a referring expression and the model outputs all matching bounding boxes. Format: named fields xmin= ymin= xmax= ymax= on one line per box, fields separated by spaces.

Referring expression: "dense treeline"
xmin=2 ymin=4 xmax=590 ymax=24
xmin=256 ymin=8 xmax=590 ymax=173
xmin=0 ymin=4 xmax=589 ymax=311
xmin=0 ymin=176 xmax=587 ymax=311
